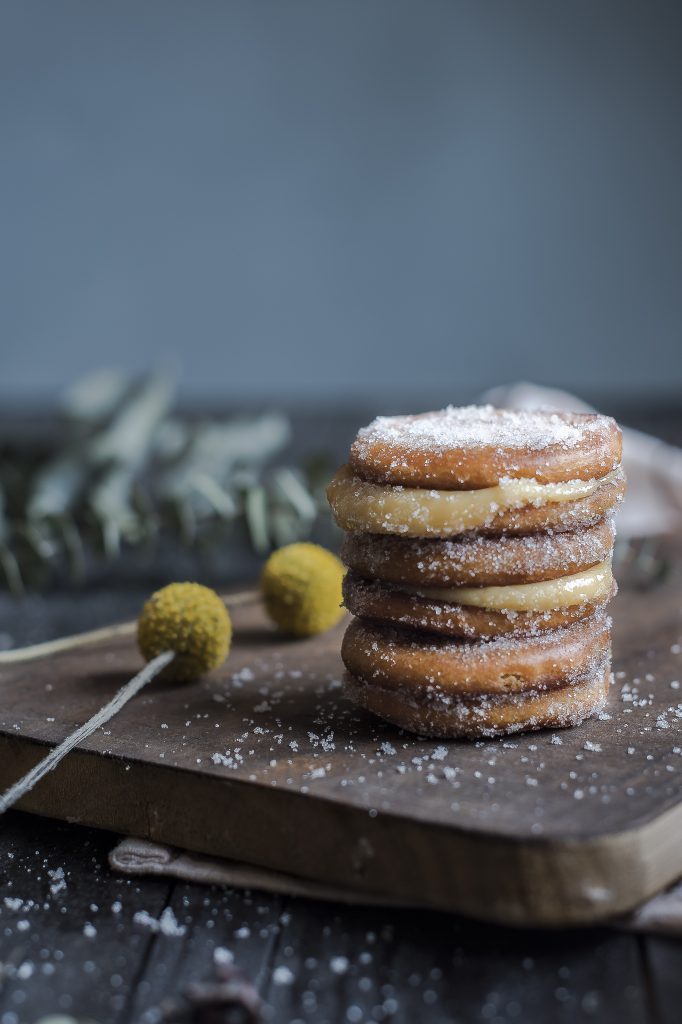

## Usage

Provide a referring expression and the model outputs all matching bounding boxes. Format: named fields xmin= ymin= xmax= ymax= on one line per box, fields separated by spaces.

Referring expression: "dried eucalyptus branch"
xmin=0 ymin=371 xmax=330 ymax=592
xmin=0 ymin=483 xmax=23 ymax=595
xmin=87 ymin=373 xmax=174 ymax=556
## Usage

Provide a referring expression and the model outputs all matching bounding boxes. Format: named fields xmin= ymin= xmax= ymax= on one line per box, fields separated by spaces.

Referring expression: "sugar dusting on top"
xmin=356 ymin=405 xmax=601 ymax=454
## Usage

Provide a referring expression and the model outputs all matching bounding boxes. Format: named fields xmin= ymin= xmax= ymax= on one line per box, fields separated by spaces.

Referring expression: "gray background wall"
xmin=1 ymin=1 xmax=681 ymax=406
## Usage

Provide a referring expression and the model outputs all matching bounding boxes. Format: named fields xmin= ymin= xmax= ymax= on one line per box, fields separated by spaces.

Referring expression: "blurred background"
xmin=0 ymin=0 xmax=681 ymax=606
xmin=1 ymin=0 xmax=681 ymax=408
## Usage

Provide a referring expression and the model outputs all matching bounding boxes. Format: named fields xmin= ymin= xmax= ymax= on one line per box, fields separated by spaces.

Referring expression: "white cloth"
xmin=109 ymin=837 xmax=404 ymax=907
xmin=483 ymin=382 xmax=682 ymax=537
xmin=109 ymin=836 xmax=682 ymax=935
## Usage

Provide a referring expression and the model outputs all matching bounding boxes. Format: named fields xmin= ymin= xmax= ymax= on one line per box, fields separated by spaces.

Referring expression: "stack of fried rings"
xmin=327 ymin=406 xmax=625 ymax=738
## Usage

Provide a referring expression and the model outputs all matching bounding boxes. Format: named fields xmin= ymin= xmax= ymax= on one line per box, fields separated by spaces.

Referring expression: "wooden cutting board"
xmin=1 ymin=562 xmax=681 ymax=927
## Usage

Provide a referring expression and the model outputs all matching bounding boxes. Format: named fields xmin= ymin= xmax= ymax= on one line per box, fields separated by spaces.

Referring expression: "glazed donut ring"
xmin=340 ymin=615 xmax=610 ymax=697
xmin=344 ymin=662 xmax=610 ymax=739
xmin=351 ymin=406 xmax=622 ymax=489
xmin=342 ymin=572 xmax=616 ymax=639
xmin=328 ymin=465 xmax=625 ymax=538
xmin=341 ymin=517 xmax=615 ymax=587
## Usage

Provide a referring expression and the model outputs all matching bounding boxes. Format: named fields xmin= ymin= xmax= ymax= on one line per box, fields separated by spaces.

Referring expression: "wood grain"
xmin=0 ymin=811 xmax=656 ymax=1024
xmin=1 ymin=561 xmax=681 ymax=927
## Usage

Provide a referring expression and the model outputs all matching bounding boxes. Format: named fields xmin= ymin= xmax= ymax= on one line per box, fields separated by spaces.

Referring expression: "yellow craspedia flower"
xmin=137 ymin=582 xmax=232 ymax=681
xmin=261 ymin=542 xmax=345 ymax=637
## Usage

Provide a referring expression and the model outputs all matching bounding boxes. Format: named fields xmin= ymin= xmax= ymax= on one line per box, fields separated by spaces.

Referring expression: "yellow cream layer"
xmin=328 ymin=465 xmax=618 ymax=537
xmin=402 ymin=561 xmax=613 ymax=611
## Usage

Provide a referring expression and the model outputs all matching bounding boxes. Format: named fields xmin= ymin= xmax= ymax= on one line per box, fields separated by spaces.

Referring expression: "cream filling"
xmin=400 ymin=561 xmax=613 ymax=612
xmin=328 ymin=465 xmax=619 ymax=537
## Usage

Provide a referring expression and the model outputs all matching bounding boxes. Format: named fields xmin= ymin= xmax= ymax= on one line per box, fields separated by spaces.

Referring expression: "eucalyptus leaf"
xmin=57 ymin=516 xmax=87 ymax=583
xmin=88 ymin=464 xmax=144 ymax=551
xmin=61 ymin=368 xmax=132 ymax=424
xmin=244 ymin=485 xmax=270 ymax=554
xmin=89 ymin=372 xmax=174 ymax=467
xmin=27 ymin=453 xmax=90 ymax=521
xmin=271 ymin=466 xmax=318 ymax=521
xmin=189 ymin=473 xmax=237 ymax=519
xmin=0 ymin=546 xmax=24 ymax=595
xmin=0 ymin=483 xmax=9 ymax=545
xmin=0 ymin=369 xmax=329 ymax=590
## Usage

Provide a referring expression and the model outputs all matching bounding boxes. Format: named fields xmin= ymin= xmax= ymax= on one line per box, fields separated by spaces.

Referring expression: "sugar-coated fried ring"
xmin=344 ymin=663 xmax=610 ymax=739
xmin=490 ymin=474 xmax=625 ymax=535
xmin=341 ymin=517 xmax=615 ymax=587
xmin=350 ymin=406 xmax=622 ymax=489
xmin=342 ymin=572 xmax=616 ymax=640
xmin=340 ymin=615 xmax=610 ymax=698
xmin=328 ymin=465 xmax=625 ymax=539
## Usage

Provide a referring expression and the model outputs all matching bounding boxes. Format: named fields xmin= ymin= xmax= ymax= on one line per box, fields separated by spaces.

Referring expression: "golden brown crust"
xmin=341 ymin=518 xmax=616 ymax=587
xmin=485 ymin=474 xmax=625 ymax=535
xmin=344 ymin=664 xmax=610 ymax=739
xmin=350 ymin=407 xmax=622 ymax=489
xmin=340 ymin=615 xmax=611 ymax=697
xmin=342 ymin=572 xmax=616 ymax=639
xmin=327 ymin=465 xmax=626 ymax=539
xmin=331 ymin=405 xmax=622 ymax=739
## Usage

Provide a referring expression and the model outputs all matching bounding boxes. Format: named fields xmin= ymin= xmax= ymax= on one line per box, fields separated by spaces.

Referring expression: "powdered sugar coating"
xmin=328 ymin=464 xmax=625 ymax=537
xmin=345 ymin=612 xmax=610 ymax=662
xmin=332 ymin=404 xmax=622 ymax=739
xmin=342 ymin=571 xmax=615 ymax=641
xmin=341 ymin=516 xmax=616 ymax=586
xmin=349 ymin=405 xmax=622 ymax=488
xmin=357 ymin=405 xmax=596 ymax=454
xmin=344 ymin=662 xmax=609 ymax=739
xmin=341 ymin=613 xmax=612 ymax=697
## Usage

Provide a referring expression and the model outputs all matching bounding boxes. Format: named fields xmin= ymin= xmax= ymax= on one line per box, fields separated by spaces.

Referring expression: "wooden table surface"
xmin=1 ymin=404 xmax=681 ymax=1024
